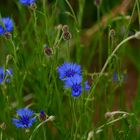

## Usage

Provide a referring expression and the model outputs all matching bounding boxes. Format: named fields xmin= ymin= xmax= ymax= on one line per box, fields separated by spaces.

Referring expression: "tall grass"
xmin=0 ymin=0 xmax=140 ymax=139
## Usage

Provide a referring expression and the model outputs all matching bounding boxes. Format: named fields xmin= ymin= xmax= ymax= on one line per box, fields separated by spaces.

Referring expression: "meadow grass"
xmin=0 ymin=0 xmax=140 ymax=139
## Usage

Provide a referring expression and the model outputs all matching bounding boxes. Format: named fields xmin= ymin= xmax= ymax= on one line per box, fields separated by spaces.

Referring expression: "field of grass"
xmin=0 ymin=0 xmax=140 ymax=139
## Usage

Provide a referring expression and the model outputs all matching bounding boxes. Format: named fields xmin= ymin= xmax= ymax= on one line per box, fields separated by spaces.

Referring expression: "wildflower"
xmin=135 ymin=31 xmax=140 ymax=39
xmin=0 ymin=17 xmax=13 ymax=36
xmin=0 ymin=67 xmax=13 ymax=84
xmin=5 ymin=68 xmax=13 ymax=83
xmin=63 ymin=31 xmax=72 ymax=40
xmin=84 ymin=81 xmax=91 ymax=90
xmin=64 ymin=74 xmax=82 ymax=97
xmin=12 ymin=108 xmax=36 ymax=128
xmin=0 ymin=122 xmax=6 ymax=130
xmin=39 ymin=111 xmax=47 ymax=121
xmin=58 ymin=62 xmax=81 ymax=80
xmin=62 ymin=25 xmax=69 ymax=32
xmin=0 ymin=67 xmax=5 ymax=84
xmin=112 ymin=72 xmax=126 ymax=82
xmin=44 ymin=45 xmax=53 ymax=56
xmin=19 ymin=0 xmax=36 ymax=5
xmin=94 ymin=0 xmax=101 ymax=6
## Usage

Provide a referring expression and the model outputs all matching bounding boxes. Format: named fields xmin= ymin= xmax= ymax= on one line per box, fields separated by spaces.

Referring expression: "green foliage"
xmin=0 ymin=0 xmax=140 ymax=139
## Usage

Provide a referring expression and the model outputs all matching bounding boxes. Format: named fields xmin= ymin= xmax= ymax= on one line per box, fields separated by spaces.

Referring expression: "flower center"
xmin=65 ymin=69 xmax=75 ymax=77
xmin=20 ymin=116 xmax=30 ymax=127
xmin=72 ymin=84 xmax=81 ymax=92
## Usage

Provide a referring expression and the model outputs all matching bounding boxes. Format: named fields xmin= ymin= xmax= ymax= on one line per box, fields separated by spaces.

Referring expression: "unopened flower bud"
xmin=63 ymin=31 xmax=72 ymax=40
xmin=135 ymin=32 xmax=140 ymax=39
xmin=0 ymin=122 xmax=6 ymax=130
xmin=94 ymin=0 xmax=102 ymax=6
xmin=109 ymin=29 xmax=115 ymax=39
xmin=105 ymin=112 xmax=112 ymax=119
xmin=44 ymin=45 xmax=53 ymax=56
xmin=48 ymin=115 xmax=55 ymax=122
xmin=29 ymin=3 xmax=37 ymax=10
xmin=39 ymin=111 xmax=48 ymax=121
xmin=4 ymin=32 xmax=12 ymax=39
xmin=62 ymin=25 xmax=69 ymax=32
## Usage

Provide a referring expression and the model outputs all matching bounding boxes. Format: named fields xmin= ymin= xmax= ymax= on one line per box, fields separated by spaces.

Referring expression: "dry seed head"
xmin=135 ymin=32 xmax=140 ymax=39
xmin=94 ymin=0 xmax=102 ymax=6
xmin=63 ymin=31 xmax=72 ymax=40
xmin=62 ymin=25 xmax=69 ymax=32
xmin=105 ymin=112 xmax=112 ymax=119
xmin=29 ymin=3 xmax=37 ymax=10
xmin=109 ymin=29 xmax=115 ymax=38
xmin=4 ymin=32 xmax=12 ymax=39
xmin=44 ymin=46 xmax=53 ymax=56
xmin=48 ymin=115 xmax=55 ymax=122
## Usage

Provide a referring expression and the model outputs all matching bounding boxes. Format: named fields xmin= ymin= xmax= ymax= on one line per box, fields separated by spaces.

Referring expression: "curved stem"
xmin=85 ymin=34 xmax=136 ymax=107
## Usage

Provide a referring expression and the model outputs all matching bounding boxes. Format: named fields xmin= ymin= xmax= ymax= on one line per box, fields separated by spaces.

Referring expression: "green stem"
xmin=65 ymin=0 xmax=78 ymax=25
xmin=29 ymin=118 xmax=50 ymax=140
xmin=85 ymin=34 xmax=136 ymax=107
xmin=136 ymin=0 xmax=140 ymax=28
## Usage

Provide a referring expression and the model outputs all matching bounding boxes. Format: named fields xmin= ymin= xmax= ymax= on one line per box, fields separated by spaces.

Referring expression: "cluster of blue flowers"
xmin=0 ymin=67 xmax=13 ymax=84
xmin=58 ymin=62 xmax=91 ymax=97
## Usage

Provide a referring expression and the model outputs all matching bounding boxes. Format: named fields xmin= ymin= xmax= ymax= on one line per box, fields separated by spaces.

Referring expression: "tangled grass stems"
xmin=85 ymin=33 xmax=137 ymax=107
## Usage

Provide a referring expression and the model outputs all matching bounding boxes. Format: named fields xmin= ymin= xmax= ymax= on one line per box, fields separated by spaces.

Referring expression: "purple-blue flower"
xmin=0 ymin=67 xmax=13 ymax=84
xmin=12 ymin=108 xmax=36 ymax=128
xmin=0 ymin=17 xmax=14 ymax=35
xmin=0 ymin=67 xmax=5 ymax=83
xmin=84 ymin=81 xmax=91 ymax=90
xmin=39 ymin=110 xmax=47 ymax=121
xmin=5 ymin=68 xmax=13 ymax=83
xmin=19 ymin=0 xmax=36 ymax=5
xmin=64 ymin=74 xmax=82 ymax=97
xmin=112 ymin=72 xmax=126 ymax=82
xmin=58 ymin=62 xmax=81 ymax=80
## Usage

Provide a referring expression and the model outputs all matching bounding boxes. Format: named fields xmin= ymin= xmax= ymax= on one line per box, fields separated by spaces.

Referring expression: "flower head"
xmin=39 ymin=111 xmax=47 ymax=121
xmin=19 ymin=0 xmax=36 ymax=5
xmin=112 ymin=72 xmax=126 ymax=82
xmin=58 ymin=62 xmax=81 ymax=80
xmin=64 ymin=74 xmax=82 ymax=97
xmin=0 ymin=67 xmax=13 ymax=84
xmin=0 ymin=17 xmax=14 ymax=35
xmin=12 ymin=108 xmax=36 ymax=128
xmin=84 ymin=81 xmax=91 ymax=90
xmin=5 ymin=68 xmax=13 ymax=83
xmin=0 ymin=67 xmax=5 ymax=84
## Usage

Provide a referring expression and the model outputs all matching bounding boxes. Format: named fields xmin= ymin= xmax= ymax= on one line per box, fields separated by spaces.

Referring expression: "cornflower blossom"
xmin=58 ymin=62 xmax=81 ymax=80
xmin=0 ymin=67 xmax=13 ymax=84
xmin=19 ymin=0 xmax=36 ymax=5
xmin=12 ymin=108 xmax=36 ymax=128
xmin=0 ymin=17 xmax=13 ymax=35
xmin=64 ymin=74 xmax=82 ymax=97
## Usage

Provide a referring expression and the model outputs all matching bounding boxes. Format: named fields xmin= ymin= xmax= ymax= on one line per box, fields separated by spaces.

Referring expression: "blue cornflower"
xmin=58 ymin=62 xmax=81 ymax=80
xmin=19 ymin=0 xmax=36 ymax=5
xmin=0 ymin=67 xmax=5 ymax=84
xmin=0 ymin=67 xmax=13 ymax=84
xmin=12 ymin=108 xmax=36 ymax=128
xmin=84 ymin=81 xmax=91 ymax=90
xmin=113 ymin=72 xmax=126 ymax=82
xmin=5 ymin=68 xmax=13 ymax=83
xmin=39 ymin=110 xmax=47 ymax=121
xmin=0 ymin=17 xmax=14 ymax=35
xmin=64 ymin=74 xmax=82 ymax=97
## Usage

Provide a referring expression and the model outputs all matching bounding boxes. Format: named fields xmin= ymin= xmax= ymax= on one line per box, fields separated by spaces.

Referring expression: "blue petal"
xmin=17 ymin=108 xmax=34 ymax=117
xmin=0 ymin=67 xmax=5 ymax=83
xmin=84 ymin=81 xmax=91 ymax=90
